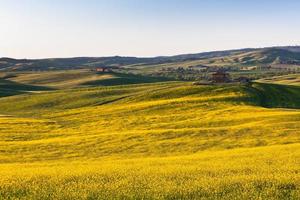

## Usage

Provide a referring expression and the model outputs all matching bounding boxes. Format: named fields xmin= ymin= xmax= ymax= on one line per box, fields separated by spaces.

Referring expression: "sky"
xmin=1 ymin=0 xmax=300 ymax=58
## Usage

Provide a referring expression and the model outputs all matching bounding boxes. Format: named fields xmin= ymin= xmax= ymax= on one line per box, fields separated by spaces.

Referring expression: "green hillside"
xmin=0 ymin=70 xmax=169 ymax=89
xmin=0 ymin=78 xmax=51 ymax=97
xmin=1 ymin=47 xmax=300 ymax=72
xmin=128 ymin=48 xmax=300 ymax=72
xmin=258 ymin=74 xmax=300 ymax=86
xmin=0 ymin=80 xmax=299 ymax=199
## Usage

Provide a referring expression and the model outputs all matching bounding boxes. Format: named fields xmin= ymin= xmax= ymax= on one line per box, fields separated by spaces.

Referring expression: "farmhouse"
xmin=96 ymin=67 xmax=112 ymax=73
xmin=212 ymin=70 xmax=230 ymax=83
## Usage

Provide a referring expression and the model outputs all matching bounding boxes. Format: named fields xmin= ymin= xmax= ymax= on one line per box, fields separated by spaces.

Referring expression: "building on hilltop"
xmin=95 ymin=67 xmax=112 ymax=73
xmin=212 ymin=69 xmax=230 ymax=83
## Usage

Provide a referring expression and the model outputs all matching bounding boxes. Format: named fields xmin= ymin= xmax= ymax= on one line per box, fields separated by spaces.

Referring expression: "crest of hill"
xmin=1 ymin=46 xmax=300 ymax=71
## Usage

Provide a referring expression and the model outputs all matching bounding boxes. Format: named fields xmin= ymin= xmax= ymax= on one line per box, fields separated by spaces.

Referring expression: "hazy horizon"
xmin=1 ymin=0 xmax=300 ymax=59
xmin=2 ymin=45 xmax=300 ymax=60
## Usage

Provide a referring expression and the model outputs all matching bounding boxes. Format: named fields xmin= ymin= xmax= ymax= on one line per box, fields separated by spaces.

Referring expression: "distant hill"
xmin=1 ymin=46 xmax=300 ymax=71
xmin=198 ymin=48 xmax=300 ymax=67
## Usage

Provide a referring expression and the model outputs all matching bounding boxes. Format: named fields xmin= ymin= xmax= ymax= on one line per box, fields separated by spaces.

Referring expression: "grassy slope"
xmin=0 ymin=78 xmax=51 ymax=97
xmin=258 ymin=74 xmax=300 ymax=86
xmin=2 ymin=48 xmax=300 ymax=72
xmin=125 ymin=49 xmax=300 ymax=78
xmin=0 ymin=81 xmax=300 ymax=199
xmin=1 ymin=70 xmax=169 ymax=89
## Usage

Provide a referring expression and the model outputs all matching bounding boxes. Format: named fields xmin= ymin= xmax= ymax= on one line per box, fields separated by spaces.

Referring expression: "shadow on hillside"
xmin=245 ymin=82 xmax=300 ymax=109
xmin=0 ymin=79 xmax=52 ymax=98
xmin=82 ymin=72 xmax=171 ymax=86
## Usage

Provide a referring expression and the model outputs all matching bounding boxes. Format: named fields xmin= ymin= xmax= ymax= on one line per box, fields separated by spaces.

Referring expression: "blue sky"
xmin=1 ymin=0 xmax=300 ymax=58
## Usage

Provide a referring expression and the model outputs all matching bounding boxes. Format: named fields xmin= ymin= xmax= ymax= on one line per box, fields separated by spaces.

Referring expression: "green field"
xmin=0 ymin=73 xmax=300 ymax=199
xmin=0 ymin=70 xmax=169 ymax=89
xmin=258 ymin=74 xmax=300 ymax=86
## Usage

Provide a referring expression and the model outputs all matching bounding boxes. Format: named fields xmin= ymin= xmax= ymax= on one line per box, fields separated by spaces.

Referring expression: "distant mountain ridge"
xmin=1 ymin=46 xmax=300 ymax=71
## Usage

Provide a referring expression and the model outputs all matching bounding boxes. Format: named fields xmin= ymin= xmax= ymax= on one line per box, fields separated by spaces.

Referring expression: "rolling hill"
xmin=127 ymin=48 xmax=300 ymax=72
xmin=0 ymin=70 xmax=170 ymax=92
xmin=257 ymin=74 xmax=300 ymax=86
xmin=1 ymin=46 xmax=300 ymax=72
xmin=0 ymin=79 xmax=299 ymax=199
